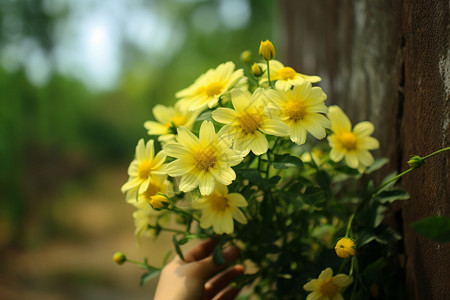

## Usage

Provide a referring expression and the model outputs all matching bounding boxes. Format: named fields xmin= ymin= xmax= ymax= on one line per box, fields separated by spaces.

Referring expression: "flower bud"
xmin=148 ymin=193 xmax=169 ymax=210
xmin=251 ymin=63 xmax=263 ymax=77
xmin=334 ymin=237 xmax=356 ymax=258
xmin=240 ymin=50 xmax=252 ymax=64
xmin=113 ymin=251 xmax=127 ymax=265
xmin=407 ymin=155 xmax=424 ymax=169
xmin=259 ymin=40 xmax=276 ymax=61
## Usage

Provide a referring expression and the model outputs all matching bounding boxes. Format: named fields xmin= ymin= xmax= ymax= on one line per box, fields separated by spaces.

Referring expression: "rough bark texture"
xmin=281 ymin=0 xmax=450 ymax=299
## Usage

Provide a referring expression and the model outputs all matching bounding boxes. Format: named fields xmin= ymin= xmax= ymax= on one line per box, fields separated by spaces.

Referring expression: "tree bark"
xmin=281 ymin=0 xmax=450 ymax=299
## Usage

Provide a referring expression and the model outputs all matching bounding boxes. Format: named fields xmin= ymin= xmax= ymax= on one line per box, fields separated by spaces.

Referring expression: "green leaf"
xmin=411 ymin=216 xmax=450 ymax=243
xmin=212 ymin=242 xmax=225 ymax=265
xmin=334 ymin=165 xmax=360 ymax=175
xmin=301 ymin=186 xmax=325 ymax=205
xmin=162 ymin=250 xmax=172 ymax=266
xmin=375 ymin=189 xmax=410 ymax=204
xmin=178 ymin=234 xmax=199 ymax=245
xmin=172 ymin=235 xmax=185 ymax=261
xmin=197 ymin=110 xmax=213 ymax=121
xmin=272 ymin=154 xmax=303 ymax=169
xmin=365 ymin=157 xmax=389 ymax=174
xmin=140 ymin=267 xmax=161 ymax=286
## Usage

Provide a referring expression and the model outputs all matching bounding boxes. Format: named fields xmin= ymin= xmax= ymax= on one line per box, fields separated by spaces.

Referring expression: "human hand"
xmin=154 ymin=238 xmax=244 ymax=300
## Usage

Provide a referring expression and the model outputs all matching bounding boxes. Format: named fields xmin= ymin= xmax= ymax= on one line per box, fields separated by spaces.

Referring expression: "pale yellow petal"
xmin=135 ymin=139 xmax=146 ymax=161
xmin=152 ymin=151 xmax=167 ymax=169
xmin=177 ymin=126 xmax=199 ymax=151
xmin=289 ymin=122 xmax=307 ymax=145
xmin=164 ymin=143 xmax=192 ymax=159
xmin=199 ymin=121 xmax=216 ymax=146
xmin=166 ymin=159 xmax=195 ymax=177
xmin=152 ymin=104 xmax=173 ymax=124
xmin=121 ymin=177 xmax=140 ymax=193
xmin=302 ymin=115 xmax=329 ymax=140
xmin=144 ymin=121 xmax=168 ymax=135
xmin=261 ymin=119 xmax=290 ymax=136
xmin=330 ymin=148 xmax=345 ymax=162
xmin=231 ymin=88 xmax=252 ymax=114
xmin=275 ymin=80 xmax=292 ymax=91
xmin=292 ymin=81 xmax=311 ymax=100
xmin=218 ymin=213 xmax=234 ymax=234
xmin=353 ymin=121 xmax=374 ymax=137
xmin=228 ymin=193 xmax=248 ymax=207
xmin=318 ymin=268 xmax=333 ymax=280
xmin=359 ymin=136 xmax=379 ymax=150
xmin=332 ymin=294 xmax=344 ymax=300
xmin=328 ymin=106 xmax=351 ymax=134
xmin=128 ymin=160 xmax=139 ymax=176
xmin=212 ymin=107 xmax=239 ymax=125
xmin=303 ymin=279 xmax=319 ymax=291
xmin=232 ymin=208 xmax=247 ymax=224
xmin=138 ymin=177 xmax=151 ymax=194
xmin=306 ymin=292 xmax=322 ymax=300
xmin=332 ymin=274 xmax=353 ymax=287
xmin=179 ymin=172 xmax=199 ymax=192
xmin=299 ymin=73 xmax=322 ymax=83
xmin=345 ymin=153 xmax=359 ymax=169
xmin=210 ymin=166 xmax=236 ymax=185
xmin=356 ymin=150 xmax=374 ymax=166
xmin=250 ymin=131 xmax=269 ymax=155
xmin=145 ymin=139 xmax=155 ymax=160
xmin=198 ymin=171 xmax=215 ymax=195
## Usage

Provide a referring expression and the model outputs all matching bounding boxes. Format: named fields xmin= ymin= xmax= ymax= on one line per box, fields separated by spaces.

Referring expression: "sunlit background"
xmin=0 ymin=0 xmax=281 ymax=298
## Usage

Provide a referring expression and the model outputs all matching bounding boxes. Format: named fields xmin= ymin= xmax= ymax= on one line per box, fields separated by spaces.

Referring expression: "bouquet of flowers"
xmin=114 ymin=40 xmax=449 ymax=299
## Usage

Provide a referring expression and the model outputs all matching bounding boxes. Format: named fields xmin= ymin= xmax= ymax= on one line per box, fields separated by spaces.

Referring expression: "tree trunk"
xmin=281 ymin=0 xmax=450 ymax=299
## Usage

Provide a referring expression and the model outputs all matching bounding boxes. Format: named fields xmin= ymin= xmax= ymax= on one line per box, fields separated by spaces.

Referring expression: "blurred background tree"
xmin=0 ymin=0 xmax=281 ymax=298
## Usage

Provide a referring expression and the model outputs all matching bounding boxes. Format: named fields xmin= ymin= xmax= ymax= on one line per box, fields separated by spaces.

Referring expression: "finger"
xmin=204 ymin=265 xmax=244 ymax=299
xmin=183 ymin=238 xmax=218 ymax=263
xmin=193 ymin=245 xmax=240 ymax=280
xmin=213 ymin=285 xmax=241 ymax=300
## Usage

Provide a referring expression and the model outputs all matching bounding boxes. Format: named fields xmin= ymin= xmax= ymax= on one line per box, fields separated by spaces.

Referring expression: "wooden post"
xmin=281 ymin=0 xmax=450 ymax=299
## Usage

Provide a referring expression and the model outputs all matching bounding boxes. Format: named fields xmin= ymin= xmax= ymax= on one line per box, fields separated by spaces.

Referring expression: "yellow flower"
xmin=327 ymin=106 xmax=380 ymax=169
xmin=144 ymin=103 xmax=201 ymax=143
xmin=251 ymin=63 xmax=263 ymax=77
xmin=259 ymin=40 xmax=276 ymax=60
xmin=194 ymin=183 xmax=247 ymax=234
xmin=212 ymin=88 xmax=289 ymax=155
xmin=266 ymin=81 xmax=331 ymax=145
xmin=260 ymin=60 xmax=321 ymax=91
xmin=303 ymin=268 xmax=353 ymax=300
xmin=121 ymin=139 xmax=167 ymax=196
xmin=176 ymin=62 xmax=247 ymax=111
xmin=335 ymin=238 xmax=356 ymax=258
xmin=127 ymin=175 xmax=173 ymax=240
xmin=164 ymin=121 xmax=245 ymax=196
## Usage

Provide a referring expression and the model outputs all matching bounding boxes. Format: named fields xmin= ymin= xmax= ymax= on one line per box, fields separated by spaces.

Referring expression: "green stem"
xmin=168 ymin=206 xmax=200 ymax=223
xmin=374 ymin=146 xmax=450 ymax=194
xmin=148 ymin=224 xmax=187 ymax=235
xmin=375 ymin=168 xmax=414 ymax=193
xmin=422 ymin=146 xmax=450 ymax=159
xmin=345 ymin=213 xmax=355 ymax=237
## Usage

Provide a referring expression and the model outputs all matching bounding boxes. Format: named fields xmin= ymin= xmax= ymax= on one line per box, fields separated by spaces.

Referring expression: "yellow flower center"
xmin=209 ymin=193 xmax=229 ymax=212
xmin=285 ymin=101 xmax=306 ymax=121
xmin=239 ymin=113 xmax=261 ymax=134
xmin=194 ymin=147 xmax=217 ymax=170
xmin=168 ymin=115 xmax=186 ymax=128
xmin=279 ymin=67 xmax=297 ymax=80
xmin=338 ymin=132 xmax=357 ymax=151
xmin=318 ymin=278 xmax=340 ymax=297
xmin=205 ymin=82 xmax=224 ymax=97
xmin=138 ymin=161 xmax=153 ymax=179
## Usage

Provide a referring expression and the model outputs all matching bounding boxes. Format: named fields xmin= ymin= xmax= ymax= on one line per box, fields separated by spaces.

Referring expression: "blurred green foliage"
xmin=0 ymin=0 xmax=279 ymax=247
